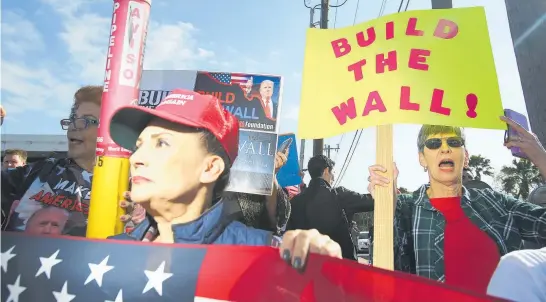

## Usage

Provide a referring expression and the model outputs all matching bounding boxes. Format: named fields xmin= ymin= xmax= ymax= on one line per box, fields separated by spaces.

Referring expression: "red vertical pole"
xmin=87 ymin=0 xmax=152 ymax=238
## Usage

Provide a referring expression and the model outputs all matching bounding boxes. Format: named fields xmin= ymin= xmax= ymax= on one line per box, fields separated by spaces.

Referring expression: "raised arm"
xmin=503 ymin=193 xmax=546 ymax=246
xmin=336 ymin=186 xmax=374 ymax=214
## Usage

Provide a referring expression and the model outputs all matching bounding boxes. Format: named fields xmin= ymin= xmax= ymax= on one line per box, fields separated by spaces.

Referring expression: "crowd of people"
xmin=1 ymin=85 xmax=545 ymax=301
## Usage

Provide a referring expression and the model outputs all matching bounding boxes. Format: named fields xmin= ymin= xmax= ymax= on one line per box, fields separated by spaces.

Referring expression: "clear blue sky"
xmin=1 ymin=0 xmax=531 ymax=192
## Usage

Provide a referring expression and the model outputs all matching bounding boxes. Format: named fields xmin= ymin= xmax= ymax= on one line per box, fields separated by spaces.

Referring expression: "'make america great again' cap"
xmin=110 ymin=89 xmax=240 ymax=164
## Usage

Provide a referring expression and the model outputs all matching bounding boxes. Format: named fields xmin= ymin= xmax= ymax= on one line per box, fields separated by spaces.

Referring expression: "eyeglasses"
xmin=60 ymin=117 xmax=98 ymax=130
xmin=424 ymin=137 xmax=464 ymax=150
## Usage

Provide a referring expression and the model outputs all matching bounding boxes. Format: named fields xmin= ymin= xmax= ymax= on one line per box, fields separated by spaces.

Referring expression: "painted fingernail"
xmin=282 ymin=249 xmax=291 ymax=262
xmin=292 ymin=257 xmax=302 ymax=269
xmin=271 ymin=237 xmax=281 ymax=248
xmin=120 ymin=215 xmax=130 ymax=221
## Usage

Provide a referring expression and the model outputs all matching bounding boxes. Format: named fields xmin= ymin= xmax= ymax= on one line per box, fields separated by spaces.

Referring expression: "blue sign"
xmin=276 ymin=133 xmax=302 ymax=187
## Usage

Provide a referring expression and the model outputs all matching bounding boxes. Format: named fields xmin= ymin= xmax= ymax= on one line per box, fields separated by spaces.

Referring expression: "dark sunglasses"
xmin=424 ymin=137 xmax=465 ymax=150
xmin=60 ymin=117 xmax=99 ymax=130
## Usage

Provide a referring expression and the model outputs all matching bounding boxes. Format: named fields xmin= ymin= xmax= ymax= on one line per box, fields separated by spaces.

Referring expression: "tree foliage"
xmin=497 ymin=158 xmax=543 ymax=200
xmin=468 ymin=154 xmax=494 ymax=180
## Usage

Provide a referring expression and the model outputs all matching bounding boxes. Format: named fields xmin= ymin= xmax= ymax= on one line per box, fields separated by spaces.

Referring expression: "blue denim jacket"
xmin=109 ymin=199 xmax=280 ymax=246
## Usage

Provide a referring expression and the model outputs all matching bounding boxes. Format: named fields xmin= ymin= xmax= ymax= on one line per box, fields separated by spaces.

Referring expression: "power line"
xmin=378 ymin=0 xmax=388 ymax=17
xmin=333 ymin=0 xmax=340 ymax=28
xmin=335 ymin=130 xmax=362 ymax=186
xmin=330 ymin=0 xmax=349 ymax=7
xmin=303 ymin=0 xmax=349 ymax=9
xmin=397 ymin=0 xmax=405 ymax=13
xmin=352 ymin=0 xmax=361 ymax=24
xmin=335 ymin=130 xmax=360 ymax=185
xmin=333 ymin=133 xmax=345 ymax=163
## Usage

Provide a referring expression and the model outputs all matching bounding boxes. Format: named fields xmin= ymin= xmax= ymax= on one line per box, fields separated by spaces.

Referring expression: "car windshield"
xmin=358 ymin=232 xmax=369 ymax=239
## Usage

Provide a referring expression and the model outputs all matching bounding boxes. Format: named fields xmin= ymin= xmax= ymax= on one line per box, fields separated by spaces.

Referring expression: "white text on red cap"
xmin=158 ymin=93 xmax=194 ymax=107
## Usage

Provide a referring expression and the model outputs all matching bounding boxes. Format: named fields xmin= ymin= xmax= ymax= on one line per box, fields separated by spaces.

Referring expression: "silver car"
xmin=357 ymin=231 xmax=369 ymax=252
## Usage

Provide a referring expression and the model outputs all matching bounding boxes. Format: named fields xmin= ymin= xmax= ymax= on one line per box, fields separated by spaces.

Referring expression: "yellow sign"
xmin=298 ymin=7 xmax=505 ymax=139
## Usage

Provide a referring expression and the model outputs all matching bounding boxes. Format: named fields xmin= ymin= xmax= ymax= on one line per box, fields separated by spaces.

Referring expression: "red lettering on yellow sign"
xmin=331 ymin=86 xmax=459 ymax=125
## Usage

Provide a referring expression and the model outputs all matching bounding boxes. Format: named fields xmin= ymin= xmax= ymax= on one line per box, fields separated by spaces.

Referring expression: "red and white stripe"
xmin=230 ymin=73 xmax=250 ymax=85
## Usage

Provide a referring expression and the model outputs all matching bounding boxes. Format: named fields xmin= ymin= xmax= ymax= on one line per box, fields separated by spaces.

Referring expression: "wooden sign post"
xmin=371 ymin=124 xmax=395 ymax=300
xmin=372 ymin=124 xmax=395 ymax=270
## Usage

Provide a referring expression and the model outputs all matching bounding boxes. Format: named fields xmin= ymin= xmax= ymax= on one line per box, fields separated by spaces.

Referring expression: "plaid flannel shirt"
xmin=389 ymin=184 xmax=546 ymax=282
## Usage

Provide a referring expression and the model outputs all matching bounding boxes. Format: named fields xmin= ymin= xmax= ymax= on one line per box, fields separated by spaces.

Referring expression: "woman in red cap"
xmin=108 ymin=89 xmax=341 ymax=268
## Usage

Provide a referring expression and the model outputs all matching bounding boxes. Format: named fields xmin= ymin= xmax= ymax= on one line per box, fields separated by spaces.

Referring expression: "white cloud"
xmin=1 ymin=61 xmax=79 ymax=116
xmin=1 ymin=11 xmax=45 ymax=55
xmin=58 ymin=13 xmax=111 ymax=82
xmin=144 ymin=22 xmax=215 ymax=70
xmin=0 ymin=10 xmax=79 ymax=117
xmin=52 ymin=1 xmax=216 ymax=79
xmin=280 ymin=104 xmax=300 ymax=121
xmin=39 ymin=0 xmax=106 ymax=16
xmin=1 ymin=1 xmax=217 ymax=121
xmin=269 ymin=50 xmax=281 ymax=57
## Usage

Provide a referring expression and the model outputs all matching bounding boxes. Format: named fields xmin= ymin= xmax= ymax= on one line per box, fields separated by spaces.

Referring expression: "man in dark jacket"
xmin=287 ymin=155 xmax=374 ymax=260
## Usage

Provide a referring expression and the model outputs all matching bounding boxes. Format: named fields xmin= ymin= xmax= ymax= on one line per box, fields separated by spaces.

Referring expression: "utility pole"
xmin=430 ymin=0 xmax=453 ymax=9
xmin=324 ymin=144 xmax=340 ymax=159
xmin=312 ymin=0 xmax=329 ymax=157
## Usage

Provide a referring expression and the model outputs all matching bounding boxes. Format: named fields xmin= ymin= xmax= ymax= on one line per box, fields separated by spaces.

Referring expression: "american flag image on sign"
xmin=1 ymin=233 xmax=211 ymax=302
xmin=1 ymin=232 xmax=504 ymax=302
xmin=208 ymin=72 xmax=251 ymax=86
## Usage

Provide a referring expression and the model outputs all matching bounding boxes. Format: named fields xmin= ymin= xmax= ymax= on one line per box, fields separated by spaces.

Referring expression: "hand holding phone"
xmin=503 ymin=109 xmax=530 ymax=159
xmin=279 ymin=137 xmax=293 ymax=154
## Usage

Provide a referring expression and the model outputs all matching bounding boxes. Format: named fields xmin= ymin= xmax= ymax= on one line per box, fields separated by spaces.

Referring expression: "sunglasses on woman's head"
xmin=424 ymin=137 xmax=464 ymax=150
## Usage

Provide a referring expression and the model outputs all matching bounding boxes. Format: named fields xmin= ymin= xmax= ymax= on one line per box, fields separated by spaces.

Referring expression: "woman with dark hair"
xmin=109 ymin=89 xmax=341 ymax=267
xmin=121 ymin=157 xmax=291 ymax=236
xmin=367 ymin=121 xmax=546 ymax=294
xmin=121 ymin=147 xmax=291 ymax=236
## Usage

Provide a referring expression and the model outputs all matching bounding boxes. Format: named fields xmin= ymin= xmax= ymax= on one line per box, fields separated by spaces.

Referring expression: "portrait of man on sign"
xmin=194 ymin=72 xmax=282 ymax=133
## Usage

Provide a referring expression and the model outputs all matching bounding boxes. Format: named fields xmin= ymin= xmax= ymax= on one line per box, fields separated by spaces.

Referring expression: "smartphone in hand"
xmin=504 ymin=109 xmax=530 ymax=159
xmin=279 ymin=137 xmax=293 ymax=154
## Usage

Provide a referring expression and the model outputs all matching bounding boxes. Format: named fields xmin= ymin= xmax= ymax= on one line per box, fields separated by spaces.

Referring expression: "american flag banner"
xmin=208 ymin=72 xmax=251 ymax=86
xmin=1 ymin=232 xmax=505 ymax=302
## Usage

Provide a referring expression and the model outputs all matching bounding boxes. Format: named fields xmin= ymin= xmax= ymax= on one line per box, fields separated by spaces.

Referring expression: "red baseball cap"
xmin=110 ymin=89 xmax=239 ymax=164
